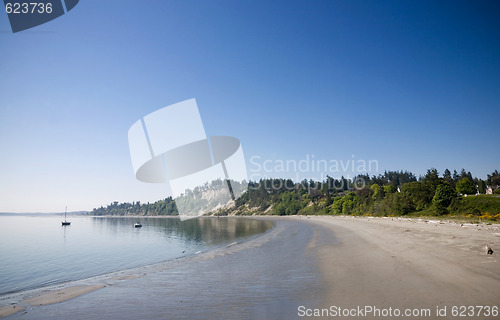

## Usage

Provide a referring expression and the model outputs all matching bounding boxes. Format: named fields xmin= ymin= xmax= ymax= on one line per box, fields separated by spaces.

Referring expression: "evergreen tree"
xmin=456 ymin=178 xmax=476 ymax=195
xmin=487 ymin=170 xmax=500 ymax=187
xmin=443 ymin=169 xmax=454 ymax=186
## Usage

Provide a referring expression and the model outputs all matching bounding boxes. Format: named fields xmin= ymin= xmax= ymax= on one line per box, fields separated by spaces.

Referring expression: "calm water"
xmin=0 ymin=215 xmax=272 ymax=296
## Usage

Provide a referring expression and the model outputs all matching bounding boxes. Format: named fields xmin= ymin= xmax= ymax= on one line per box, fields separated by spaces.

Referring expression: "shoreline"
xmin=0 ymin=215 xmax=272 ymax=301
xmin=2 ymin=216 xmax=499 ymax=319
xmin=0 ymin=217 xmax=280 ymax=318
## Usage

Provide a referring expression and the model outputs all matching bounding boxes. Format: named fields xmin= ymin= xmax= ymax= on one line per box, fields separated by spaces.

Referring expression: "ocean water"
xmin=0 ymin=215 xmax=272 ymax=296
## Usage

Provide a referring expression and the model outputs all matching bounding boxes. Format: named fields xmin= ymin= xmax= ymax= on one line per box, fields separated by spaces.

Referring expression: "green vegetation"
xmin=456 ymin=177 xmax=476 ymax=195
xmin=89 ymin=169 xmax=500 ymax=221
xmin=432 ymin=184 xmax=456 ymax=215
xmin=449 ymin=195 xmax=500 ymax=217
xmin=227 ymin=169 xmax=500 ymax=220
xmin=91 ymin=197 xmax=178 ymax=216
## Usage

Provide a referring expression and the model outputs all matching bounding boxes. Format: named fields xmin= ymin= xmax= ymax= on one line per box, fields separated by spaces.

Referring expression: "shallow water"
xmin=0 ymin=215 xmax=272 ymax=296
xmin=6 ymin=219 xmax=326 ymax=320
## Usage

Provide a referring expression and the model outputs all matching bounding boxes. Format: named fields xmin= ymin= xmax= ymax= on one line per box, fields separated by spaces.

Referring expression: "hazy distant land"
xmin=0 ymin=212 xmax=88 ymax=216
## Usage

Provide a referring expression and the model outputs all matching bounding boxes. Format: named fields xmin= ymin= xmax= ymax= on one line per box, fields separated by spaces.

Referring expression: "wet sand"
xmin=0 ymin=306 xmax=25 ymax=318
xmin=23 ymin=285 xmax=105 ymax=306
xmin=2 ymin=216 xmax=499 ymax=319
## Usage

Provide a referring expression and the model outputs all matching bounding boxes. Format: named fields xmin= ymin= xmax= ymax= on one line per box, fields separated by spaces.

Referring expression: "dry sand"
xmin=304 ymin=216 xmax=500 ymax=318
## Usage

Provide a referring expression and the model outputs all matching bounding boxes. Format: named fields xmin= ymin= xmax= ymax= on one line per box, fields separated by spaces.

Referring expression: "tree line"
xmin=90 ymin=169 xmax=500 ymax=219
xmin=91 ymin=197 xmax=178 ymax=216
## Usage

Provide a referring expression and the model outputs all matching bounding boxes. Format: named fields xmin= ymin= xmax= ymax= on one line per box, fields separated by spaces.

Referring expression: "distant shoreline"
xmin=0 ymin=212 xmax=88 ymax=216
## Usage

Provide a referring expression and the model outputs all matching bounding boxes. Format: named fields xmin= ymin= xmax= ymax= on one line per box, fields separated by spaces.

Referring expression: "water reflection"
xmin=0 ymin=216 xmax=272 ymax=296
xmin=90 ymin=217 xmax=273 ymax=246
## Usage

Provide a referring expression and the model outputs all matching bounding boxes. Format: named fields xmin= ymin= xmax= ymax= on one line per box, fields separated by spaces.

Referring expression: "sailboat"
xmin=62 ymin=206 xmax=71 ymax=226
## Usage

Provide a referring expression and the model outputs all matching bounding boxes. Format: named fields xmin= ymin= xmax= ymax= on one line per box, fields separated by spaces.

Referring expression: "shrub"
xmin=329 ymin=192 xmax=359 ymax=215
xmin=432 ymin=184 xmax=456 ymax=215
xmin=384 ymin=185 xmax=397 ymax=194
xmin=401 ymin=181 xmax=434 ymax=211
xmin=480 ymin=212 xmax=493 ymax=220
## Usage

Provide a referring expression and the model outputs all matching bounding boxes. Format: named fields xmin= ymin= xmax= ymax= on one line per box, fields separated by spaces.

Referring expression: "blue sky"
xmin=1 ymin=0 xmax=499 ymax=212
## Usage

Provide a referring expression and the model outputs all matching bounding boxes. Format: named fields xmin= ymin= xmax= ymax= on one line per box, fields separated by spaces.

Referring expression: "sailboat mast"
xmin=62 ymin=206 xmax=71 ymax=226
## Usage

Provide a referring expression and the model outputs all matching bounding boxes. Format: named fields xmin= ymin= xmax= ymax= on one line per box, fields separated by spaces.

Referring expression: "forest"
xmin=90 ymin=169 xmax=500 ymax=220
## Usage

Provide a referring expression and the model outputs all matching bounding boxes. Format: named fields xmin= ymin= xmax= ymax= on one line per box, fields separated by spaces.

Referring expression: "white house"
xmin=486 ymin=186 xmax=493 ymax=195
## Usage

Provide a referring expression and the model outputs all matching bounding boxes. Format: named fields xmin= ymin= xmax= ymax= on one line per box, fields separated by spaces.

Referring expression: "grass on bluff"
xmin=450 ymin=195 xmax=500 ymax=216
xmin=399 ymin=195 xmax=500 ymax=224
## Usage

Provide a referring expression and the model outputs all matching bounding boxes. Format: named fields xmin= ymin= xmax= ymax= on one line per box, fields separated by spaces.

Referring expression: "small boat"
xmin=134 ymin=222 xmax=142 ymax=228
xmin=62 ymin=206 xmax=71 ymax=226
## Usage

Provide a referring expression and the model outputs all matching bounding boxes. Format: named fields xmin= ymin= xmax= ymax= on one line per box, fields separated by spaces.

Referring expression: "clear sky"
xmin=1 ymin=0 xmax=499 ymax=212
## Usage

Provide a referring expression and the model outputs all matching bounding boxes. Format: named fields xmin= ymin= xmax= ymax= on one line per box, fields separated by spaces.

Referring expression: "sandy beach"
xmin=308 ymin=216 xmax=499 ymax=319
xmin=2 ymin=216 xmax=499 ymax=319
